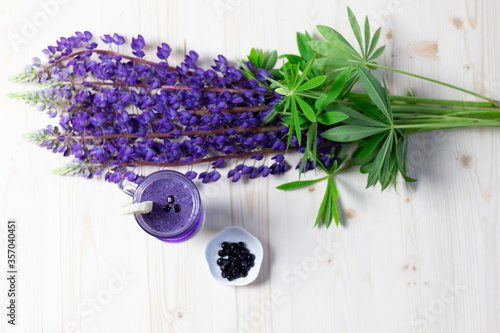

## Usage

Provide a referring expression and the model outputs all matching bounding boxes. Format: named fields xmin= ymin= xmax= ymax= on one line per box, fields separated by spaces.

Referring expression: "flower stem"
xmin=366 ymin=62 xmax=499 ymax=107
xmin=47 ymin=49 xmax=178 ymax=71
xmin=94 ymin=147 xmax=286 ymax=168
xmin=70 ymin=125 xmax=285 ymax=141
xmin=69 ymin=80 xmax=250 ymax=94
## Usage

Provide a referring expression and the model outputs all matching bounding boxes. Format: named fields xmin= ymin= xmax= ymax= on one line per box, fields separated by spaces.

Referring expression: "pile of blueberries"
xmin=217 ymin=242 xmax=255 ymax=281
xmin=162 ymin=195 xmax=181 ymax=213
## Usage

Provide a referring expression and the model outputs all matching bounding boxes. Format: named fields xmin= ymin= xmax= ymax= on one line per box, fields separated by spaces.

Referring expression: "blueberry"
xmin=218 ymin=250 xmax=225 ymax=257
xmin=162 ymin=204 xmax=171 ymax=212
xmin=241 ymin=248 xmax=249 ymax=254
xmin=242 ymin=271 xmax=248 ymax=278
xmin=241 ymin=260 xmax=248 ymax=267
xmin=221 ymin=271 xmax=228 ymax=278
xmin=238 ymin=242 xmax=245 ymax=247
xmin=217 ymin=258 xmax=224 ymax=266
xmin=249 ymin=261 xmax=255 ymax=267
xmin=248 ymin=254 xmax=255 ymax=261
xmin=230 ymin=256 xmax=239 ymax=263
xmin=167 ymin=195 xmax=175 ymax=204
xmin=221 ymin=242 xmax=229 ymax=249
xmin=227 ymin=276 xmax=235 ymax=281
xmin=173 ymin=204 xmax=181 ymax=212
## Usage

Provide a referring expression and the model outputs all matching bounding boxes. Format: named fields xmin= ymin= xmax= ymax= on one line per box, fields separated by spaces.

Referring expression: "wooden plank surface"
xmin=0 ymin=0 xmax=499 ymax=332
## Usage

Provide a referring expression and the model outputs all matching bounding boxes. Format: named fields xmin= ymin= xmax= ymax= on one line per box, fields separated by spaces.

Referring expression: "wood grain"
xmin=0 ymin=0 xmax=499 ymax=332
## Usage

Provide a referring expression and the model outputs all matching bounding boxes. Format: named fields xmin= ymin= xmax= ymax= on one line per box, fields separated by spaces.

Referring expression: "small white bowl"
xmin=204 ymin=226 xmax=263 ymax=286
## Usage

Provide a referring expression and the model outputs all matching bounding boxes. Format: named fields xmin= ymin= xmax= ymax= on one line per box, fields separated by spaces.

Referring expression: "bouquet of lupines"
xmin=10 ymin=8 xmax=500 ymax=227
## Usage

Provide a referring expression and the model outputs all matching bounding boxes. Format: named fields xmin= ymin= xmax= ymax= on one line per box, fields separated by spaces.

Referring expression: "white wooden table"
xmin=1 ymin=0 xmax=499 ymax=332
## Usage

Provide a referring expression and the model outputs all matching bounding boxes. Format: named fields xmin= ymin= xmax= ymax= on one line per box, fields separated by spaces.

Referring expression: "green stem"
xmin=394 ymin=119 xmax=500 ymax=133
xmin=348 ymin=92 xmax=497 ymax=108
xmin=366 ymin=63 xmax=499 ymax=107
xmin=391 ymin=105 xmax=500 ymax=115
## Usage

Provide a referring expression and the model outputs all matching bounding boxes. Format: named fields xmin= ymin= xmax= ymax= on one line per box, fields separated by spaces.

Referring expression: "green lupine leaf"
xmin=355 ymin=132 xmax=387 ymax=162
xmin=278 ymin=54 xmax=302 ymax=64
xmin=263 ymin=50 xmax=278 ymax=70
xmin=356 ymin=66 xmax=392 ymax=122
xmin=294 ymin=54 xmax=316 ymax=89
xmin=264 ymin=75 xmax=288 ymax=91
xmin=360 ymin=161 xmax=373 ymax=174
xmin=325 ymin=105 xmax=387 ymax=127
xmin=257 ymin=49 xmax=264 ymax=68
xmin=248 ymin=48 xmax=258 ymax=64
xmin=308 ymin=40 xmax=357 ymax=60
xmin=322 ymin=184 xmax=333 ymax=227
xmin=320 ymin=66 xmax=352 ymax=109
xmin=347 ymin=7 xmax=364 ymax=57
xmin=277 ymin=176 xmax=328 ymax=190
xmin=396 ymin=134 xmax=417 ymax=182
xmin=380 ymin=149 xmax=397 ymax=191
xmin=315 ymin=183 xmax=330 ymax=226
xmin=369 ymin=45 xmax=386 ymax=61
xmin=339 ymin=71 xmax=359 ymax=99
xmin=282 ymin=61 xmax=292 ymax=87
xmin=368 ymin=27 xmax=381 ymax=57
xmin=281 ymin=114 xmax=310 ymax=128
xmin=328 ymin=177 xmax=339 ymax=227
xmin=366 ymin=130 xmax=393 ymax=188
xmin=321 ymin=124 xmax=387 ymax=142
xmin=315 ymin=94 xmax=328 ymax=112
xmin=364 ymin=16 xmax=370 ymax=56
xmin=297 ymin=32 xmax=314 ymax=61
xmin=316 ymin=25 xmax=358 ymax=55
xmin=291 ymin=97 xmax=301 ymax=145
xmin=262 ymin=108 xmax=278 ymax=125
xmin=295 ymin=75 xmax=327 ymax=92
xmin=295 ymin=95 xmax=317 ymax=122
xmin=317 ymin=111 xmax=349 ymax=125
xmin=313 ymin=58 xmax=356 ymax=71
xmin=269 ymin=68 xmax=284 ymax=80
xmin=348 ymin=97 xmax=387 ymax=123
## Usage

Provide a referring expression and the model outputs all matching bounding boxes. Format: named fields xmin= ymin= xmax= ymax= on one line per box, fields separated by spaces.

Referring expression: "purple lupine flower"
xmin=12 ymin=31 xmax=340 ymax=184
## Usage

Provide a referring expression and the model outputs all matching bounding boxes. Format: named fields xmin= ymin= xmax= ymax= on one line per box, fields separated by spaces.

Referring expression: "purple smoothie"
xmin=132 ymin=170 xmax=202 ymax=242
xmin=140 ymin=177 xmax=194 ymax=233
